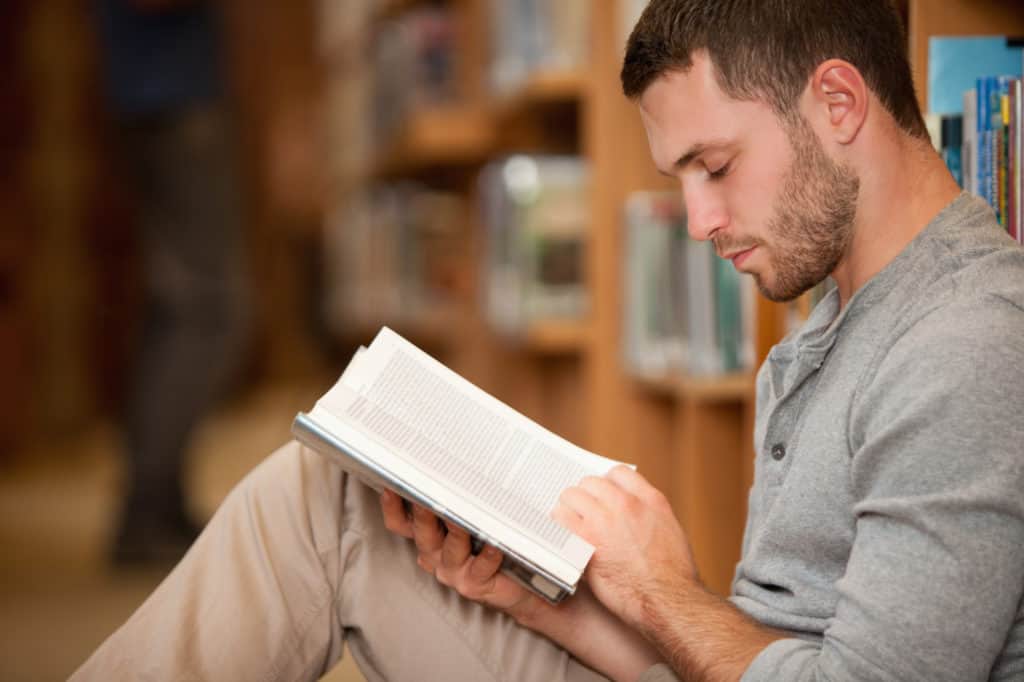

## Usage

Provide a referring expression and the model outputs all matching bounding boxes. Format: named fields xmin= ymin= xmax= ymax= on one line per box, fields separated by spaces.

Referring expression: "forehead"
xmin=637 ymin=53 xmax=782 ymax=172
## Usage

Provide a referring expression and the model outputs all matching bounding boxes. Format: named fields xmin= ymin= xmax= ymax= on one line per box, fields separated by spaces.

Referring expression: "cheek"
xmin=734 ymin=162 xmax=789 ymax=233
xmin=724 ymin=189 xmax=768 ymax=241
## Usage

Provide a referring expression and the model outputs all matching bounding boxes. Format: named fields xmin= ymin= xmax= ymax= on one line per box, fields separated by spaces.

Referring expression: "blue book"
xmin=978 ymin=77 xmax=993 ymax=207
xmin=929 ymin=36 xmax=1022 ymax=115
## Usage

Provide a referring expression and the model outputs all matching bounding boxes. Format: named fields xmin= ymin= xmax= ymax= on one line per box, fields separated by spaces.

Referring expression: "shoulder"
xmin=849 ymin=279 xmax=1024 ymax=450
xmin=869 ymin=224 xmax=1024 ymax=387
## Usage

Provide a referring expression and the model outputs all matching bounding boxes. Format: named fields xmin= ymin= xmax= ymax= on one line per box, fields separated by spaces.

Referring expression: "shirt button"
xmin=771 ymin=443 xmax=786 ymax=461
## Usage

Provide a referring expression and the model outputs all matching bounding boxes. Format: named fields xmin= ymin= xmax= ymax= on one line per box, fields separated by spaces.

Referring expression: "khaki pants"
xmin=72 ymin=441 xmax=639 ymax=681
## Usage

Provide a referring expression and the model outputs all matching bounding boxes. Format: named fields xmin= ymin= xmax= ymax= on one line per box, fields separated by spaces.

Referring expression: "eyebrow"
xmin=657 ymin=139 xmax=732 ymax=177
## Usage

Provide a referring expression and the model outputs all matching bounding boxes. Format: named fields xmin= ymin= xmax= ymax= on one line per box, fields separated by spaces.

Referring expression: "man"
xmin=94 ymin=0 xmax=249 ymax=563
xmin=74 ymin=0 xmax=1024 ymax=680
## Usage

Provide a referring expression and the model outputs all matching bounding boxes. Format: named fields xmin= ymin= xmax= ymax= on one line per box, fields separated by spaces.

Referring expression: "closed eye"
xmin=708 ymin=162 xmax=731 ymax=180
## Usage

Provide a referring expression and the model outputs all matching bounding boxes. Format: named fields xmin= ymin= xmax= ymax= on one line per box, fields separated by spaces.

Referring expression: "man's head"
xmin=622 ymin=0 xmax=927 ymax=140
xmin=622 ymin=0 xmax=927 ymax=301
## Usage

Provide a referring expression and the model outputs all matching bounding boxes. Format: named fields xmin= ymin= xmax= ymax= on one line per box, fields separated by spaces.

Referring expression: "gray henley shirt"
xmin=729 ymin=193 xmax=1024 ymax=680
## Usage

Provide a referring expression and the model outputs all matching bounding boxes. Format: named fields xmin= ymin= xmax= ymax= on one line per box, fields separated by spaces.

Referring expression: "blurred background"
xmin=1 ymin=0 xmax=1020 ymax=679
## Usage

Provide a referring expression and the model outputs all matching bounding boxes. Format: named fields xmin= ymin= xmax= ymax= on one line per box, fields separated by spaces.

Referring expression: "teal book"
xmin=713 ymin=256 xmax=743 ymax=373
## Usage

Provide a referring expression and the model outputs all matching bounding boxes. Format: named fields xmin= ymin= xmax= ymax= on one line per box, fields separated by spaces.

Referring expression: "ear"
xmin=807 ymin=59 xmax=868 ymax=145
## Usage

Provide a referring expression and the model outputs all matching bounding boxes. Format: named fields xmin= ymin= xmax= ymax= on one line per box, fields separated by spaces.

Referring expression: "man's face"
xmin=638 ymin=54 xmax=859 ymax=302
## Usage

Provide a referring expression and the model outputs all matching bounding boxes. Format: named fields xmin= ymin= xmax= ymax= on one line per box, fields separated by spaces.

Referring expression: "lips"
xmin=724 ymin=247 xmax=756 ymax=269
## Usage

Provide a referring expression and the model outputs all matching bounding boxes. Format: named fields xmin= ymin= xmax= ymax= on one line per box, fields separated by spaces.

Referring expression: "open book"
xmin=291 ymin=327 xmax=628 ymax=603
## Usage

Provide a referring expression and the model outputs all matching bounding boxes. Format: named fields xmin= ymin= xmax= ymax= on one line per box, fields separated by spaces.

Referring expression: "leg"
xmin=73 ymin=441 xmax=608 ymax=681
xmin=116 ymin=105 xmax=249 ymax=556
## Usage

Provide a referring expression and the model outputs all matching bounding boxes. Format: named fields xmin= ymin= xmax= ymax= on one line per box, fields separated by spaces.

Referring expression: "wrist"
xmin=507 ymin=595 xmax=551 ymax=630
xmin=635 ymin=571 xmax=708 ymax=641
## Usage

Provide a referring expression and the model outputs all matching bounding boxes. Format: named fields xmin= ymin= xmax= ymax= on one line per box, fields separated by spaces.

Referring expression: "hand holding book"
xmin=379 ymin=488 xmax=545 ymax=621
xmin=553 ymin=465 xmax=699 ymax=632
xmin=381 ymin=487 xmax=666 ymax=681
xmin=293 ymin=326 xmax=631 ymax=603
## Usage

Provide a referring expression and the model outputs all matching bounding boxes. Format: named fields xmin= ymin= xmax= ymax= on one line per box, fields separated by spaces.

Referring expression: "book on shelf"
xmin=927 ymin=36 xmax=1023 ymax=242
xmin=481 ymin=155 xmax=589 ymax=337
xmin=622 ymin=191 xmax=755 ymax=381
xmin=965 ymin=74 xmax=1022 ymax=240
xmin=488 ymin=0 xmax=589 ymax=96
xmin=292 ymin=327 xmax=627 ymax=603
xmin=324 ymin=184 xmax=465 ymax=334
xmin=623 ymin=192 xmax=688 ymax=377
xmin=372 ymin=5 xmax=460 ymax=149
xmin=618 ymin=0 xmax=648 ymax=49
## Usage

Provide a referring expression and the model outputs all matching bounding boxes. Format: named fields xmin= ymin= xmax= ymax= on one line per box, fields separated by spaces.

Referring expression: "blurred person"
xmin=94 ymin=0 xmax=249 ymax=564
xmin=74 ymin=1 xmax=1024 ymax=681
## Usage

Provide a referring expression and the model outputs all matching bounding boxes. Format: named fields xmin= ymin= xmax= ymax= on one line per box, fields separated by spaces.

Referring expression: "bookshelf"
xmin=373 ymin=105 xmax=495 ymax=179
xmin=522 ymin=320 xmax=590 ymax=355
xmin=496 ymin=70 xmax=589 ymax=115
xmin=321 ymin=0 xmax=1019 ymax=598
xmin=906 ymin=0 xmax=1024 ymax=114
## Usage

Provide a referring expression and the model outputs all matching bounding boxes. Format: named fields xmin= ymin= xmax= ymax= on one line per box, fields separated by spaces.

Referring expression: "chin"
xmin=755 ymin=276 xmax=813 ymax=303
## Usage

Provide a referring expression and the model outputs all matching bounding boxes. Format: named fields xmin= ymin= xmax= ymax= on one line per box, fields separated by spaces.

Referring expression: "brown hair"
xmin=621 ymin=0 xmax=928 ymax=140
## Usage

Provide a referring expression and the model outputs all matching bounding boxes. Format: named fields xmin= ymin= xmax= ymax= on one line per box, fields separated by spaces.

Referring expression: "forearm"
xmin=640 ymin=579 xmax=785 ymax=682
xmin=514 ymin=586 xmax=663 ymax=682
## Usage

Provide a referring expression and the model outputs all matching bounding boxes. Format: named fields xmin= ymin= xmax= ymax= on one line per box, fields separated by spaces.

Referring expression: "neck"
xmin=830 ymin=129 xmax=961 ymax=308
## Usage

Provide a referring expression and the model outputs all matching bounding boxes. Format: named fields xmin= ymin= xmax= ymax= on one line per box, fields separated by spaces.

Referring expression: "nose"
xmin=682 ymin=180 xmax=727 ymax=242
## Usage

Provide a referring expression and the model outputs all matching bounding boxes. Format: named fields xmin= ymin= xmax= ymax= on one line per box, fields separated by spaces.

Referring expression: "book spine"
xmin=978 ymin=78 xmax=992 ymax=208
xmin=1010 ymin=79 xmax=1020 ymax=242
xmin=685 ymin=239 xmax=718 ymax=375
xmin=963 ymin=89 xmax=977 ymax=195
xmin=622 ymin=191 xmax=692 ymax=377
xmin=1000 ymin=93 xmax=1009 ymax=229
xmin=713 ymin=256 xmax=742 ymax=372
xmin=940 ymin=114 xmax=963 ymax=187
xmin=1014 ymin=78 xmax=1024 ymax=244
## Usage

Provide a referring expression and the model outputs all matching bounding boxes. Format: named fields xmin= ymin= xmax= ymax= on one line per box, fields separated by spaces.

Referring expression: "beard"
xmin=715 ymin=116 xmax=860 ymax=302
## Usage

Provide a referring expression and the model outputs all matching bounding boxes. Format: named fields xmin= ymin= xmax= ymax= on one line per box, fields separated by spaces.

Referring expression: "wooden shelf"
xmin=373 ymin=0 xmax=429 ymax=23
xmin=374 ymin=105 xmax=495 ymax=178
xmin=346 ymin=304 xmax=462 ymax=349
xmin=521 ymin=320 xmax=590 ymax=354
xmin=630 ymin=372 xmax=682 ymax=399
xmin=495 ymin=70 xmax=588 ymax=118
xmin=679 ymin=372 xmax=753 ymax=403
xmin=632 ymin=371 xmax=754 ymax=403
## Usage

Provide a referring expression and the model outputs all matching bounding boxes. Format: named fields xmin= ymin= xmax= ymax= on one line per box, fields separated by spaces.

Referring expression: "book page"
xmin=341 ymin=327 xmax=625 ymax=471
xmin=307 ymin=397 xmax=586 ymax=585
xmin=316 ymin=327 xmax=626 ymax=571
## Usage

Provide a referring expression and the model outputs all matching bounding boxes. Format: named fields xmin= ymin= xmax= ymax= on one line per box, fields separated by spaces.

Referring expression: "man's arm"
xmin=559 ymin=296 xmax=1024 ymax=681
xmin=554 ymin=467 xmax=786 ymax=681
xmin=379 ymin=489 xmax=663 ymax=682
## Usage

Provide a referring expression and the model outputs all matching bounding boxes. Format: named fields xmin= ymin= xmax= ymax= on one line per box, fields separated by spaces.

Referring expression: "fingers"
xmin=551 ymin=499 xmax=584 ymax=533
xmin=559 ymin=483 xmax=606 ymax=519
xmin=605 ymin=465 xmax=658 ymax=501
xmin=579 ymin=474 xmax=627 ymax=502
xmin=556 ymin=485 xmax=607 ymax=541
xmin=440 ymin=525 xmax=472 ymax=568
xmin=411 ymin=504 xmax=445 ymax=557
xmin=380 ymin=490 xmax=413 ymax=539
xmin=380 ymin=493 xmax=509 ymax=602
xmin=553 ymin=476 xmax=631 ymax=542
xmin=467 ymin=544 xmax=503 ymax=583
